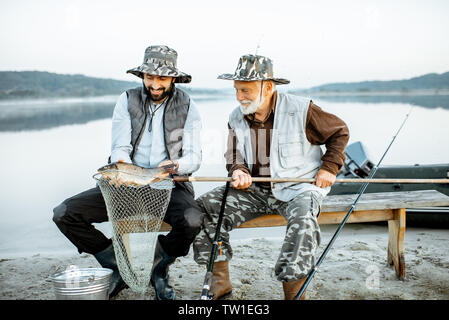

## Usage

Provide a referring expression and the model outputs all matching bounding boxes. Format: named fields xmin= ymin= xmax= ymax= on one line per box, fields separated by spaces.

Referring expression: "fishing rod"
xmin=293 ymin=107 xmax=414 ymax=300
xmin=200 ymin=181 xmax=231 ymax=300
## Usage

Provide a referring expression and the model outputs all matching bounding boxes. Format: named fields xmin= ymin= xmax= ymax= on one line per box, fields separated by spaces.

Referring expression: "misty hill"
xmin=291 ymin=71 xmax=449 ymax=94
xmin=0 ymin=71 xmax=228 ymax=100
xmin=0 ymin=71 xmax=142 ymax=99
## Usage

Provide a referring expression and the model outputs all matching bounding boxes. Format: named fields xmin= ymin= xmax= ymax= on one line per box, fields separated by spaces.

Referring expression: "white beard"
xmin=239 ymin=95 xmax=264 ymax=115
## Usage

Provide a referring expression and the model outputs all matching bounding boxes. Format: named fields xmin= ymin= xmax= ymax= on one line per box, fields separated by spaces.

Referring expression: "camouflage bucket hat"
xmin=218 ymin=54 xmax=289 ymax=85
xmin=127 ymin=45 xmax=191 ymax=83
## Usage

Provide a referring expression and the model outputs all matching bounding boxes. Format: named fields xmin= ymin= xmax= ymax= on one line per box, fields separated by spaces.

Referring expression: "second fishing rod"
xmin=293 ymin=107 xmax=414 ymax=300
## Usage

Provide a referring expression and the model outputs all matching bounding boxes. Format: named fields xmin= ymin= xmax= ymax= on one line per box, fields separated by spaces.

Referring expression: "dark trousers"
xmin=53 ymin=184 xmax=204 ymax=258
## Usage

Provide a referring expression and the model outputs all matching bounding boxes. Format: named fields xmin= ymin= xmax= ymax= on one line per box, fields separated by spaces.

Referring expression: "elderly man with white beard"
xmin=192 ymin=54 xmax=349 ymax=300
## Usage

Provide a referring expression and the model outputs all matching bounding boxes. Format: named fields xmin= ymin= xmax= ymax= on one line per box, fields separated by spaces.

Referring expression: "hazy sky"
xmin=1 ymin=0 xmax=448 ymax=89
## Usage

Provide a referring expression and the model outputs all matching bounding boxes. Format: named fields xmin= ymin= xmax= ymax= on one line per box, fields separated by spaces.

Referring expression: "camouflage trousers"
xmin=193 ymin=184 xmax=324 ymax=281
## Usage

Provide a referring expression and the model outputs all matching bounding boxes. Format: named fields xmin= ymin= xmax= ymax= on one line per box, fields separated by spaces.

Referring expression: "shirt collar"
xmin=150 ymin=97 xmax=168 ymax=110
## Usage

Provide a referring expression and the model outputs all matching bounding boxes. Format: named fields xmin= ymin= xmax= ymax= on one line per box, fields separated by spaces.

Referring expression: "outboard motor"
xmin=341 ymin=141 xmax=374 ymax=178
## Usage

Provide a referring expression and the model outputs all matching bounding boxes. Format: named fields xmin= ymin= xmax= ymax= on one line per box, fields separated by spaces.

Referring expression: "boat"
xmin=330 ymin=141 xmax=449 ymax=228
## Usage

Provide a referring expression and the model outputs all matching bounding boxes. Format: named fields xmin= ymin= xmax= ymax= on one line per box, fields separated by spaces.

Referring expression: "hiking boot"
xmin=150 ymin=240 xmax=176 ymax=300
xmin=282 ymin=277 xmax=307 ymax=300
xmin=209 ymin=261 xmax=232 ymax=300
xmin=93 ymin=243 xmax=128 ymax=299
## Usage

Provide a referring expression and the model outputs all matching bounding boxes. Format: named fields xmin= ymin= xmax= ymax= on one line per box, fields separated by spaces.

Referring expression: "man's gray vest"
xmin=228 ymin=92 xmax=330 ymax=202
xmin=126 ymin=86 xmax=194 ymax=196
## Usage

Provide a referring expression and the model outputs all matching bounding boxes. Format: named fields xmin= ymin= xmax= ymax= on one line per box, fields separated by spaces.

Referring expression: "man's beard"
xmin=239 ymin=94 xmax=264 ymax=115
xmin=144 ymin=81 xmax=173 ymax=102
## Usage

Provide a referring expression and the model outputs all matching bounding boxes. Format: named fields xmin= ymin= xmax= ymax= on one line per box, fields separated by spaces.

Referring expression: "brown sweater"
xmin=225 ymin=91 xmax=350 ymax=183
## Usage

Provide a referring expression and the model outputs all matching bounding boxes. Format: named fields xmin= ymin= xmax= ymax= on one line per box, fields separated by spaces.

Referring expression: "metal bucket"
xmin=50 ymin=266 xmax=113 ymax=300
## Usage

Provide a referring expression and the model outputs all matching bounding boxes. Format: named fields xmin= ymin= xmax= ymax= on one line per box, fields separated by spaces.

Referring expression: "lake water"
xmin=0 ymin=94 xmax=448 ymax=257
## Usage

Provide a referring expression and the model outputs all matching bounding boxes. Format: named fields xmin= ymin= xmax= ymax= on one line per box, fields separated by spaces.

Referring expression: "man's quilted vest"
xmin=228 ymin=92 xmax=329 ymax=201
xmin=126 ymin=86 xmax=194 ymax=196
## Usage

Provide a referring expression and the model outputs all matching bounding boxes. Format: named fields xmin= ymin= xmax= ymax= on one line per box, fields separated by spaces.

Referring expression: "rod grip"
xmin=200 ymin=271 xmax=213 ymax=300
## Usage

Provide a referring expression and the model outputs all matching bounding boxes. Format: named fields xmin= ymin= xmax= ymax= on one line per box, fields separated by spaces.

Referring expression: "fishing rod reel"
xmin=340 ymin=141 xmax=375 ymax=178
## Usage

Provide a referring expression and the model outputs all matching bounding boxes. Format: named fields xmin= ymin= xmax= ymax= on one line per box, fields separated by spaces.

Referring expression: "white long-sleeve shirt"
xmin=110 ymin=91 xmax=202 ymax=175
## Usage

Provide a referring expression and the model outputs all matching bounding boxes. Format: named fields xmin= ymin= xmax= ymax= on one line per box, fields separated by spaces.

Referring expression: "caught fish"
xmin=97 ymin=162 xmax=175 ymax=186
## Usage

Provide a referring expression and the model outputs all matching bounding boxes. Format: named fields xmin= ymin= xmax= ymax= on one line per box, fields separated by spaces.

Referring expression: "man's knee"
xmin=287 ymin=192 xmax=322 ymax=220
xmin=183 ymin=207 xmax=205 ymax=237
xmin=196 ymin=185 xmax=226 ymax=213
xmin=52 ymin=202 xmax=68 ymax=226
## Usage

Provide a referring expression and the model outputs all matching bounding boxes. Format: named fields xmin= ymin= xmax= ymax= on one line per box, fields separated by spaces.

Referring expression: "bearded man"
xmin=53 ymin=45 xmax=203 ymax=300
xmin=193 ymin=54 xmax=349 ymax=300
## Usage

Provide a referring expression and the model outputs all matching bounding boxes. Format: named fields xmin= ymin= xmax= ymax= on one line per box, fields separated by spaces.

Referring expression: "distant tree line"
xmin=0 ymin=71 xmax=140 ymax=99
xmin=0 ymin=71 xmax=231 ymax=100
xmin=1 ymin=70 xmax=448 ymax=100
xmin=290 ymin=71 xmax=449 ymax=94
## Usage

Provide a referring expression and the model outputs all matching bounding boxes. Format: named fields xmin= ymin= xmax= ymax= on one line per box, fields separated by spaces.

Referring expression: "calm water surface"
xmin=0 ymin=95 xmax=448 ymax=256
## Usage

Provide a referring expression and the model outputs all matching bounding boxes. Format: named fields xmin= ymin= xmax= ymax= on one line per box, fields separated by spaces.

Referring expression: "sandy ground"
xmin=0 ymin=224 xmax=448 ymax=300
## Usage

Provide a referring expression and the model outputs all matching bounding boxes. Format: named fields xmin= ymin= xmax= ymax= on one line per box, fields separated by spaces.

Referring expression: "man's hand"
xmin=314 ymin=169 xmax=336 ymax=188
xmin=231 ymin=169 xmax=252 ymax=190
xmin=158 ymin=159 xmax=179 ymax=176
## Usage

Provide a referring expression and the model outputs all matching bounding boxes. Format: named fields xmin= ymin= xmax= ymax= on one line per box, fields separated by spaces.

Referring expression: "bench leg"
xmin=387 ymin=208 xmax=406 ymax=279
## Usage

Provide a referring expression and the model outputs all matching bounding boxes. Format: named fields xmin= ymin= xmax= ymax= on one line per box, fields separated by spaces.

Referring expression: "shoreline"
xmin=1 ymin=89 xmax=448 ymax=104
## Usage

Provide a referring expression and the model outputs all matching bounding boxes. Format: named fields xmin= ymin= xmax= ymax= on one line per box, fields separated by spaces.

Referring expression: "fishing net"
xmin=93 ymin=174 xmax=174 ymax=294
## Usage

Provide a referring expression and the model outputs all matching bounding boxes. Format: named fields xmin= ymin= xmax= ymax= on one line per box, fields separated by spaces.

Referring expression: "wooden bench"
xmin=118 ymin=190 xmax=449 ymax=280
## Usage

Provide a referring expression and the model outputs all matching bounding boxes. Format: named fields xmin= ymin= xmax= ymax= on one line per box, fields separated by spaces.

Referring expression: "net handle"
xmin=172 ymin=176 xmax=449 ymax=184
xmin=95 ymin=173 xmax=449 ymax=184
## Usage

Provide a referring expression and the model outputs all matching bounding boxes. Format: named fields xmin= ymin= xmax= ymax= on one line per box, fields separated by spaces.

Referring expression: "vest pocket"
xmin=279 ymin=141 xmax=304 ymax=168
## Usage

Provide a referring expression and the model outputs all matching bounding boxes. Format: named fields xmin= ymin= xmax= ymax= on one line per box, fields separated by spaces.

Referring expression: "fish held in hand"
xmin=97 ymin=162 xmax=175 ymax=187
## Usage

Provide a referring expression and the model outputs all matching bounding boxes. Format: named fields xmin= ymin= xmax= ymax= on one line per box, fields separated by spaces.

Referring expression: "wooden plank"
xmin=235 ymin=209 xmax=394 ymax=228
xmin=160 ymin=222 xmax=171 ymax=232
xmin=121 ymin=233 xmax=132 ymax=263
xmin=318 ymin=210 xmax=394 ymax=224
xmin=124 ymin=190 xmax=449 ymax=232
xmin=321 ymin=190 xmax=449 ymax=212
xmin=238 ymin=215 xmax=286 ymax=228
xmin=114 ymin=218 xmax=163 ymax=234
xmin=157 ymin=210 xmax=395 ymax=231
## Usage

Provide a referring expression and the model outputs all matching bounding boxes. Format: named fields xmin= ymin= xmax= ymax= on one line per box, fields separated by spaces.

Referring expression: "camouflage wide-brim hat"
xmin=218 ymin=54 xmax=289 ymax=85
xmin=126 ymin=45 xmax=191 ymax=83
